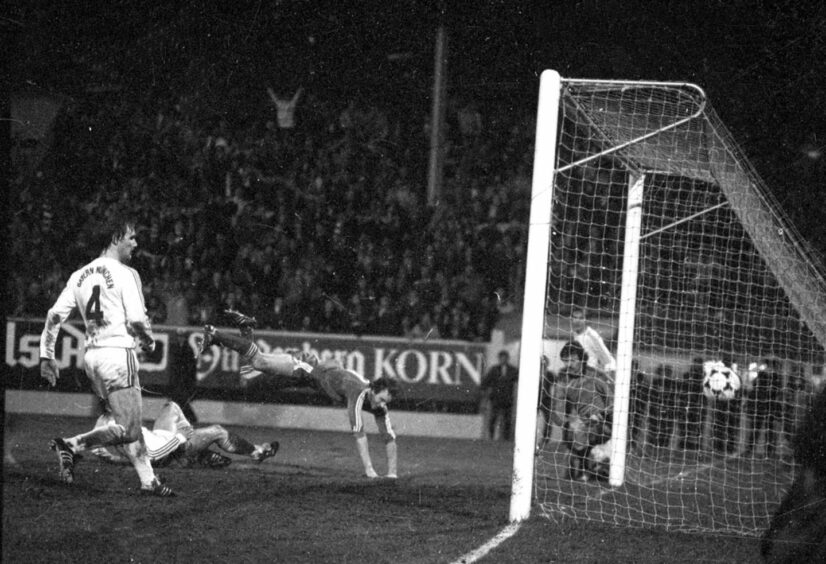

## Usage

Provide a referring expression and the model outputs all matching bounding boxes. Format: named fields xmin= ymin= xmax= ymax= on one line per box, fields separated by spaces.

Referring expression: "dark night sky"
xmin=6 ymin=0 xmax=826 ymax=255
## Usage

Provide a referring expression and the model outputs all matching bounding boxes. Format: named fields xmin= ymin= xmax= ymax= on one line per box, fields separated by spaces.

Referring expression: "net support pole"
xmin=608 ymin=172 xmax=644 ymax=487
xmin=509 ymin=69 xmax=562 ymax=522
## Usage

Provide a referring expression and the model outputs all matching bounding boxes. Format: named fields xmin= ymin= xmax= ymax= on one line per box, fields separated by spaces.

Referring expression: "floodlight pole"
xmin=426 ymin=24 xmax=448 ymax=206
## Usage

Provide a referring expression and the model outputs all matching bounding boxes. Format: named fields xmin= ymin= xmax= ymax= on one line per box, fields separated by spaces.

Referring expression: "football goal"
xmin=510 ymin=70 xmax=826 ymax=536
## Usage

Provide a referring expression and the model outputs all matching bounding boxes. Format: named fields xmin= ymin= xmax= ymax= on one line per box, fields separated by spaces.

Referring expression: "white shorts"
xmin=142 ymin=428 xmax=183 ymax=460
xmin=83 ymin=347 xmax=140 ymax=399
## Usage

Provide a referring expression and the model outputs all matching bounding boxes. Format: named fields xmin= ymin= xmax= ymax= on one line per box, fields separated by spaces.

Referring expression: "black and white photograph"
xmin=4 ymin=1 xmax=825 ymax=562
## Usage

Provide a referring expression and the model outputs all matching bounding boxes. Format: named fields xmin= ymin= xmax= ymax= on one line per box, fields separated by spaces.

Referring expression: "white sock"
xmin=123 ymin=441 xmax=157 ymax=487
xmin=134 ymin=456 xmax=156 ymax=488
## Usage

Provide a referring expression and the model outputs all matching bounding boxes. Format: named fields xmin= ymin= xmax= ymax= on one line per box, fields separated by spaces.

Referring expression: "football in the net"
xmin=702 ymin=361 xmax=741 ymax=400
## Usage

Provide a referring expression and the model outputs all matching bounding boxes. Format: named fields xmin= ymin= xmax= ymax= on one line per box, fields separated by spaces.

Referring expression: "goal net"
xmin=510 ymin=70 xmax=826 ymax=536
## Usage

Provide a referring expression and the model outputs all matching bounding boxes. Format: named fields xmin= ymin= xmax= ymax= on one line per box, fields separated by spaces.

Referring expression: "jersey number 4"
xmin=85 ymin=285 xmax=105 ymax=324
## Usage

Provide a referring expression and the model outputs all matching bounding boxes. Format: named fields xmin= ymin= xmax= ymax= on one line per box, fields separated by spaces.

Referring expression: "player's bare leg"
xmin=355 ymin=433 xmax=379 ymax=478
xmin=385 ymin=439 xmax=398 ymax=478
xmin=50 ymin=388 xmax=172 ymax=494
xmin=375 ymin=417 xmax=398 ymax=478
xmin=61 ymin=389 xmax=142 ymax=451
xmin=49 ymin=388 xmax=138 ymax=484
xmin=110 ymin=389 xmax=172 ymax=495
xmin=110 ymin=389 xmax=173 ymax=495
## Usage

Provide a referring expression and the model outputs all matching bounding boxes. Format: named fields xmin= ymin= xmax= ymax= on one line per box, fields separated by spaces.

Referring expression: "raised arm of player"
xmin=39 ymin=283 xmax=78 ymax=386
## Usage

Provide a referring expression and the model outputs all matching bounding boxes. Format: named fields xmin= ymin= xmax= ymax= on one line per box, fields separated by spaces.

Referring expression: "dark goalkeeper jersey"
xmin=560 ymin=368 xmax=612 ymax=420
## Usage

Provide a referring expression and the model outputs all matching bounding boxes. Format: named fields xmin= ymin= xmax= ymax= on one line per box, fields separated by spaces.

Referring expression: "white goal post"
xmin=510 ymin=70 xmax=826 ymax=535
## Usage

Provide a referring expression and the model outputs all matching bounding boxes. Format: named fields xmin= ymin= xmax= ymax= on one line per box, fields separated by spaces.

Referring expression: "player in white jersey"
xmin=39 ymin=211 xmax=172 ymax=496
xmin=90 ymin=401 xmax=279 ymax=468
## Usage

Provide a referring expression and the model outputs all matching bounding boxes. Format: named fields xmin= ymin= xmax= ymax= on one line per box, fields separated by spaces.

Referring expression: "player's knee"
xmin=164 ymin=401 xmax=183 ymax=416
xmin=211 ymin=425 xmax=229 ymax=439
xmin=105 ymin=422 xmax=129 ymax=442
xmin=199 ymin=425 xmax=227 ymax=442
xmin=122 ymin=425 xmax=141 ymax=443
xmin=382 ymin=434 xmax=396 ymax=445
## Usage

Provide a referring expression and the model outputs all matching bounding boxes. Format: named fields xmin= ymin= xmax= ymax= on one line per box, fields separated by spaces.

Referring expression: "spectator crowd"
xmin=9 ymin=9 xmax=808 ymax=356
xmin=8 ymin=78 xmax=537 ymax=342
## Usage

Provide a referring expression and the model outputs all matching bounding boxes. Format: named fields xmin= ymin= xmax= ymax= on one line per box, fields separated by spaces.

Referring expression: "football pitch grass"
xmin=3 ymin=413 xmax=762 ymax=563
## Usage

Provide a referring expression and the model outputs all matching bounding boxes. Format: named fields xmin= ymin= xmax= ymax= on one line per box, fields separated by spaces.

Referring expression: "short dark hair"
xmin=560 ymin=340 xmax=587 ymax=362
xmin=370 ymin=376 xmax=399 ymax=396
xmin=93 ymin=208 xmax=137 ymax=254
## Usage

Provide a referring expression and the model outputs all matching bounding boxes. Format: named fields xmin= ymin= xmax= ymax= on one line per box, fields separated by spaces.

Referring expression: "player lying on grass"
xmin=761 ymin=386 xmax=826 ymax=563
xmin=89 ymin=401 xmax=279 ymax=468
xmin=547 ymin=340 xmax=613 ymax=482
xmin=197 ymin=310 xmax=399 ymax=479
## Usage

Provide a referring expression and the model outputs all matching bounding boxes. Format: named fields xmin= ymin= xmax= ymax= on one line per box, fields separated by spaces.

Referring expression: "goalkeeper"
xmin=90 ymin=400 xmax=279 ymax=468
xmin=550 ymin=341 xmax=612 ymax=482
xmin=198 ymin=310 xmax=400 ymax=479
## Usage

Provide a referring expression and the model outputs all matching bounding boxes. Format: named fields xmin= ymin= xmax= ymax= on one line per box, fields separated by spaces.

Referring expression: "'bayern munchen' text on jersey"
xmin=40 ymin=256 xmax=149 ymax=359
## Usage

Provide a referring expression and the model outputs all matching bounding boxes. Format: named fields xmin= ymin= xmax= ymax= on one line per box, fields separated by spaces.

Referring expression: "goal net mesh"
xmin=535 ymin=78 xmax=826 ymax=535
